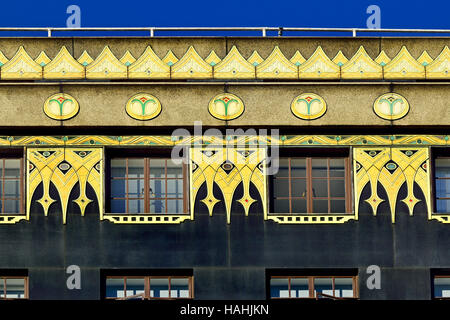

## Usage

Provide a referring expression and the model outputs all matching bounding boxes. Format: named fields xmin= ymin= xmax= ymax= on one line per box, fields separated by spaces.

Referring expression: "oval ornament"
xmin=44 ymin=93 xmax=79 ymax=120
xmin=373 ymin=93 xmax=409 ymax=120
xmin=291 ymin=93 xmax=327 ymax=120
xmin=126 ymin=93 xmax=162 ymax=121
xmin=208 ymin=93 xmax=244 ymax=121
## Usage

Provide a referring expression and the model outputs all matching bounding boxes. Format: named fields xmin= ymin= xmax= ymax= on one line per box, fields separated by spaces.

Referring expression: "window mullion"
xmin=307 ymin=158 xmax=313 ymax=213
xmin=327 ymin=158 xmax=331 ymax=213
xmin=288 ymin=158 xmax=292 ymax=213
xmin=145 ymin=158 xmax=149 ymax=213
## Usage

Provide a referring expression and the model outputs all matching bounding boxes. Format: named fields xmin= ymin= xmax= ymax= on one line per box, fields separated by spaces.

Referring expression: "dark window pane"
xmin=434 ymin=277 xmax=450 ymax=298
xmin=312 ymin=180 xmax=328 ymax=197
xmin=128 ymin=199 xmax=144 ymax=214
xmin=273 ymin=199 xmax=290 ymax=213
xmin=4 ymin=180 xmax=20 ymax=197
xmin=106 ymin=278 xmax=124 ymax=298
xmin=313 ymin=199 xmax=328 ymax=213
xmin=150 ymin=199 xmax=165 ymax=213
xmin=291 ymin=158 xmax=306 ymax=177
xmin=312 ymin=159 xmax=327 ymax=177
xmin=436 ymin=159 xmax=450 ymax=178
xmin=291 ymin=179 xmax=306 ymax=198
xmin=273 ymin=179 xmax=289 ymax=197
xmin=150 ymin=278 xmax=170 ymax=298
xmin=4 ymin=159 xmax=20 ymax=178
xmin=111 ymin=159 xmax=126 ymax=177
xmin=150 ymin=180 xmax=166 ymax=198
xmin=170 ymin=278 xmax=190 ymax=298
xmin=4 ymin=200 xmax=20 ymax=213
xmin=330 ymin=180 xmax=345 ymax=197
xmin=437 ymin=199 xmax=450 ymax=213
xmin=291 ymin=278 xmax=309 ymax=298
xmin=127 ymin=159 xmax=144 ymax=178
xmin=334 ymin=278 xmax=354 ymax=298
xmin=329 ymin=159 xmax=345 ymax=177
xmin=276 ymin=159 xmax=289 ymax=178
xmin=436 ymin=179 xmax=450 ymax=198
xmin=111 ymin=179 xmax=126 ymax=198
xmin=0 ymin=279 xmax=3 ymax=298
xmin=330 ymin=200 xmax=346 ymax=213
xmin=270 ymin=278 xmax=289 ymax=298
xmin=5 ymin=278 xmax=25 ymax=299
xmin=314 ymin=278 xmax=333 ymax=298
xmin=292 ymin=199 xmax=307 ymax=213
xmin=110 ymin=199 xmax=125 ymax=213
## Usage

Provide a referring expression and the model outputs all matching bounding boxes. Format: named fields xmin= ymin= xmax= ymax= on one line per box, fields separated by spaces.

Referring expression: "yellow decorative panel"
xmin=171 ymin=46 xmax=212 ymax=79
xmin=248 ymin=51 xmax=264 ymax=66
xmin=43 ymin=46 xmax=84 ymax=79
xmin=128 ymin=46 xmax=170 ymax=79
xmin=43 ymin=93 xmax=80 ymax=121
xmin=375 ymin=51 xmax=391 ymax=66
xmin=191 ymin=147 xmax=267 ymax=224
xmin=341 ymin=46 xmax=382 ymax=79
xmin=35 ymin=51 xmax=51 ymax=66
xmin=291 ymin=93 xmax=327 ymax=120
xmin=298 ymin=46 xmax=340 ymax=79
xmin=205 ymin=50 xmax=221 ymax=66
xmin=290 ymin=50 xmax=306 ymax=66
xmin=256 ymin=46 xmax=297 ymax=79
xmin=162 ymin=50 xmax=179 ymax=66
xmin=373 ymin=92 xmax=409 ymax=121
xmin=86 ymin=46 xmax=127 ymax=79
xmin=354 ymin=147 xmax=430 ymax=223
xmin=267 ymin=215 xmax=356 ymax=224
xmin=384 ymin=46 xmax=425 ymax=79
xmin=77 ymin=50 xmax=93 ymax=66
xmin=208 ymin=93 xmax=245 ymax=121
xmin=214 ymin=46 xmax=254 ymax=79
xmin=119 ymin=50 xmax=136 ymax=66
xmin=332 ymin=50 xmax=348 ymax=67
xmin=125 ymin=93 xmax=162 ymax=121
xmin=1 ymin=46 xmax=42 ymax=80
xmin=417 ymin=51 xmax=434 ymax=66
xmin=426 ymin=46 xmax=450 ymax=79
xmin=102 ymin=215 xmax=191 ymax=224
xmin=27 ymin=147 xmax=103 ymax=224
xmin=0 ymin=51 xmax=9 ymax=66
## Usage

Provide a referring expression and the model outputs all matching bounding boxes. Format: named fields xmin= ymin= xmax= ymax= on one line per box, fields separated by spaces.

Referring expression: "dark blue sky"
xmin=0 ymin=0 xmax=447 ymax=29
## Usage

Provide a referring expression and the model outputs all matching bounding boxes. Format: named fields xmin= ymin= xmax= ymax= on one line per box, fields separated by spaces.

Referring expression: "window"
xmin=108 ymin=151 xmax=188 ymax=214
xmin=269 ymin=275 xmax=357 ymax=299
xmin=105 ymin=275 xmax=193 ymax=300
xmin=435 ymin=157 xmax=450 ymax=213
xmin=271 ymin=152 xmax=351 ymax=214
xmin=0 ymin=276 xmax=28 ymax=299
xmin=0 ymin=153 xmax=23 ymax=214
xmin=433 ymin=276 xmax=450 ymax=299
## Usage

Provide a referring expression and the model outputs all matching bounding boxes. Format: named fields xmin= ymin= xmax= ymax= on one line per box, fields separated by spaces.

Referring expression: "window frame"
xmin=0 ymin=276 xmax=29 ymax=300
xmin=270 ymin=152 xmax=352 ymax=215
xmin=0 ymin=149 xmax=25 ymax=215
xmin=105 ymin=275 xmax=194 ymax=300
xmin=106 ymin=148 xmax=189 ymax=215
xmin=433 ymin=152 xmax=450 ymax=214
xmin=269 ymin=275 xmax=358 ymax=300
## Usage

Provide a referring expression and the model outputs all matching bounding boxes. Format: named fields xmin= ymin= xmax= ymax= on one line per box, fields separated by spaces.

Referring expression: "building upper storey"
xmin=0 ymin=30 xmax=447 ymax=130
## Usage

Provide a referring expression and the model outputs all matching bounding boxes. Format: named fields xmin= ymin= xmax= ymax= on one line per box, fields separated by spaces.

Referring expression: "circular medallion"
xmin=43 ymin=93 xmax=79 ymax=120
xmin=208 ymin=93 xmax=244 ymax=121
xmin=125 ymin=93 xmax=162 ymax=121
xmin=291 ymin=93 xmax=327 ymax=120
xmin=373 ymin=93 xmax=409 ymax=120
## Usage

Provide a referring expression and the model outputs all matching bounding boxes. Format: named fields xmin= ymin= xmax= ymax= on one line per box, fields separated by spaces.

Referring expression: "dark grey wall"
xmin=1 ymin=204 xmax=449 ymax=300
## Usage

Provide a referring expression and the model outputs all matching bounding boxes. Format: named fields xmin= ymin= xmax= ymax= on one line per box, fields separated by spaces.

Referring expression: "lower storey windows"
xmin=0 ymin=276 xmax=28 ymax=299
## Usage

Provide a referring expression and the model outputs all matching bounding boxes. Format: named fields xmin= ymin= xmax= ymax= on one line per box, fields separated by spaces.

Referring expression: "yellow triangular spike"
xmin=43 ymin=46 xmax=84 ymax=79
xmin=417 ymin=51 xmax=434 ymax=66
xmin=77 ymin=50 xmax=94 ymax=66
xmin=426 ymin=46 xmax=450 ymax=79
xmin=120 ymin=50 xmax=136 ymax=66
xmin=298 ymin=46 xmax=339 ymax=79
xmin=0 ymin=51 xmax=8 ymax=66
xmin=214 ymin=46 xmax=254 ymax=79
xmin=384 ymin=46 xmax=424 ymax=79
xmin=86 ymin=46 xmax=127 ymax=79
xmin=290 ymin=50 xmax=306 ymax=66
xmin=205 ymin=50 xmax=222 ymax=66
xmin=1 ymin=46 xmax=42 ymax=80
xmin=172 ymin=46 xmax=212 ymax=79
xmin=375 ymin=50 xmax=391 ymax=66
xmin=332 ymin=50 xmax=348 ymax=66
xmin=257 ymin=46 xmax=297 ymax=79
xmin=128 ymin=46 xmax=170 ymax=79
xmin=162 ymin=50 xmax=179 ymax=66
xmin=341 ymin=46 xmax=382 ymax=79
xmin=35 ymin=51 xmax=51 ymax=66
xmin=248 ymin=51 xmax=264 ymax=66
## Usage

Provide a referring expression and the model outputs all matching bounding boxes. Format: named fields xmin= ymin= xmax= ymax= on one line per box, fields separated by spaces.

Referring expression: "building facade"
xmin=0 ymin=35 xmax=448 ymax=300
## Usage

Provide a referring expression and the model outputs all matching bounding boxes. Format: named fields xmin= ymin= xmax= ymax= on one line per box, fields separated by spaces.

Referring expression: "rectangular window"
xmin=0 ymin=276 xmax=28 ymax=299
xmin=0 ymin=153 xmax=23 ymax=214
xmin=269 ymin=275 xmax=357 ymax=299
xmin=105 ymin=275 xmax=193 ymax=300
xmin=433 ymin=276 xmax=450 ymax=299
xmin=435 ymin=157 xmax=450 ymax=213
xmin=108 ymin=152 xmax=188 ymax=214
xmin=271 ymin=155 xmax=351 ymax=214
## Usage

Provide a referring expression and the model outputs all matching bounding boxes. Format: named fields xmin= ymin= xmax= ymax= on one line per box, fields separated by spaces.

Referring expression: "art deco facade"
xmin=0 ymin=35 xmax=448 ymax=299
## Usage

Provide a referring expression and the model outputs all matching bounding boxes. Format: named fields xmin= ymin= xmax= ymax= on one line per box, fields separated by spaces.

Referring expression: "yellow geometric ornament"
xmin=291 ymin=93 xmax=327 ymax=120
xmin=125 ymin=93 xmax=162 ymax=121
xmin=373 ymin=92 xmax=409 ymax=121
xmin=208 ymin=93 xmax=244 ymax=121
xmin=43 ymin=93 xmax=80 ymax=121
